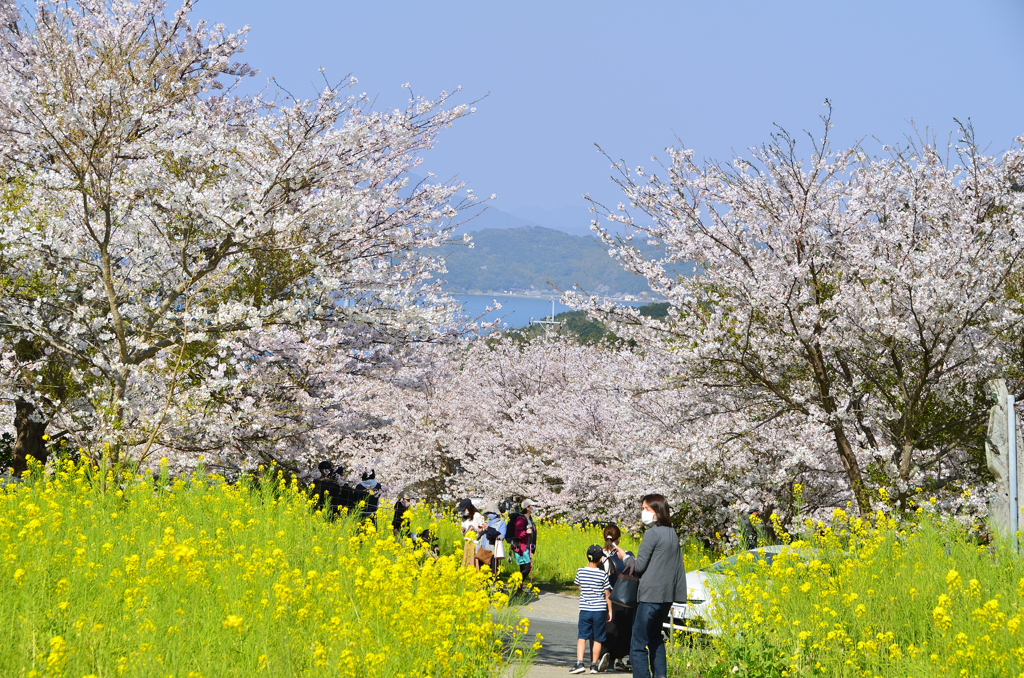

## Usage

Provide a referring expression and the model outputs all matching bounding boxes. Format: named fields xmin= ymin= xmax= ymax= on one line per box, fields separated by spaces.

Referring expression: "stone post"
xmin=985 ymin=379 xmax=1024 ymax=542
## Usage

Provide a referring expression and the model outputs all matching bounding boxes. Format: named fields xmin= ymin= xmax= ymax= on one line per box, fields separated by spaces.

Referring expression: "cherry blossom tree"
xmin=0 ymin=0 xmax=476 ymax=472
xmin=571 ymin=109 xmax=1024 ymax=515
xmin=350 ymin=334 xmax=832 ymax=536
xmin=363 ymin=336 xmax=647 ymax=516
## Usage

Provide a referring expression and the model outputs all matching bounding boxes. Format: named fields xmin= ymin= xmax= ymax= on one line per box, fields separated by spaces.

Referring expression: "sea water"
xmin=453 ymin=294 xmax=573 ymax=330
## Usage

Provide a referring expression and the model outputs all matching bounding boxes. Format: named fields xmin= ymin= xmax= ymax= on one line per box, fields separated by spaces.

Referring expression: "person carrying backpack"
xmin=508 ymin=499 xmax=538 ymax=589
xmin=600 ymin=523 xmax=634 ymax=673
xmin=479 ymin=501 xmax=506 ymax=574
xmin=522 ymin=499 xmax=538 ymax=555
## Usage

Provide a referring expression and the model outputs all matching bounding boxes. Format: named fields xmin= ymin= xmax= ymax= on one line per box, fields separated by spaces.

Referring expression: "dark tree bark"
xmin=11 ymin=398 xmax=48 ymax=476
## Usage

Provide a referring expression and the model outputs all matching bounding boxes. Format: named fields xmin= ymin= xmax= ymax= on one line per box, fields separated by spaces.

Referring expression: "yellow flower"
xmin=171 ymin=544 xmax=197 ymax=562
xmin=46 ymin=635 xmax=66 ymax=672
xmin=933 ymin=606 xmax=951 ymax=630
xmin=223 ymin=614 xmax=243 ymax=631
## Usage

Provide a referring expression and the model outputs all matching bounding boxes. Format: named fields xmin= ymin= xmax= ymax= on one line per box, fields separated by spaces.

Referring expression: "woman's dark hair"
xmin=603 ymin=523 xmax=621 ymax=550
xmin=457 ymin=498 xmax=477 ymax=519
xmin=641 ymin=493 xmax=672 ymax=527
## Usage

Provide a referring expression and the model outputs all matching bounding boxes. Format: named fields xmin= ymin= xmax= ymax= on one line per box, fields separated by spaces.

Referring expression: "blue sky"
xmin=201 ymin=0 xmax=1024 ymax=227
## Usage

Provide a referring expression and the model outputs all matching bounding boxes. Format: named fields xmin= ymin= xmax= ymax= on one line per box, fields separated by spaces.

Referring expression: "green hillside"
xmin=441 ymin=226 xmax=666 ymax=296
xmin=508 ymin=303 xmax=671 ymax=345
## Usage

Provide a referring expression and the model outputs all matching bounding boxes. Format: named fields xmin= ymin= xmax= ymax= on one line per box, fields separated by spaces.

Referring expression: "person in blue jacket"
xmin=479 ymin=500 xmax=507 ymax=573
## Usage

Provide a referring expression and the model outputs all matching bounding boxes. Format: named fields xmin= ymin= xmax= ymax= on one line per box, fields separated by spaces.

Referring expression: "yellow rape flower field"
xmin=0 ymin=460 xmax=533 ymax=678
xmin=512 ymin=520 xmax=639 ymax=587
xmin=669 ymin=508 xmax=1024 ymax=678
xmin=8 ymin=456 xmax=1023 ymax=678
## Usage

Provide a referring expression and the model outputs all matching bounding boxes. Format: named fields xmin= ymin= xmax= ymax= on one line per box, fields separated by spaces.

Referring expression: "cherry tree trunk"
xmin=833 ymin=426 xmax=872 ymax=516
xmin=10 ymin=399 xmax=48 ymax=476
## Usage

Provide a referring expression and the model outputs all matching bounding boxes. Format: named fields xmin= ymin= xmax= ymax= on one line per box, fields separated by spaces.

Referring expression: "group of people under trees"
xmin=309 ymin=462 xmax=541 ymax=568
xmin=310 ymin=461 xmax=383 ymax=523
xmin=309 ymin=465 xmax=686 ymax=678
xmin=454 ymin=491 xmax=686 ymax=678
xmin=457 ymin=497 xmax=539 ymax=586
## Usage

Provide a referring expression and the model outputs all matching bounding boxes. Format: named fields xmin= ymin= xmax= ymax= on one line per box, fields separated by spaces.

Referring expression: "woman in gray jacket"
xmin=613 ymin=494 xmax=686 ymax=678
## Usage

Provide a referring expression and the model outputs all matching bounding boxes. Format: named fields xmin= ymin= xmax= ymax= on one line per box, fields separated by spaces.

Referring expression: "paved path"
xmin=505 ymin=591 xmax=637 ymax=677
xmin=515 ymin=592 xmax=589 ymax=677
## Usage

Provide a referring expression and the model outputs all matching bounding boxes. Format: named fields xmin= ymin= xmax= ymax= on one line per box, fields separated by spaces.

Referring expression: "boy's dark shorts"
xmin=577 ymin=610 xmax=607 ymax=642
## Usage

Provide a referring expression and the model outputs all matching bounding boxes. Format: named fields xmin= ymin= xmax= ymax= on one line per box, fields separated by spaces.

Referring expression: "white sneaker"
xmin=570 ymin=662 xmax=587 ymax=674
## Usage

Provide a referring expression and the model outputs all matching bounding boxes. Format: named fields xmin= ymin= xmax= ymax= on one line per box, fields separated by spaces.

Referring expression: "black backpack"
xmin=506 ymin=512 xmax=524 ymax=547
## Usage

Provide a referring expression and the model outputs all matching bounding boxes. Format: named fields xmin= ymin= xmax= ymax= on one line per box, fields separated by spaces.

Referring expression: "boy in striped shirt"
xmin=571 ymin=545 xmax=613 ymax=674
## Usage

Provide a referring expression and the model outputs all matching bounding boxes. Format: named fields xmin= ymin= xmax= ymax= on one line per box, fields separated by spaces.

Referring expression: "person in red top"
xmin=510 ymin=500 xmax=537 ymax=589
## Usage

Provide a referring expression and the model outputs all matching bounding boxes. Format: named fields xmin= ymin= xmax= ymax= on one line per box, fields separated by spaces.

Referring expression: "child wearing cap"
xmin=571 ymin=545 xmax=613 ymax=674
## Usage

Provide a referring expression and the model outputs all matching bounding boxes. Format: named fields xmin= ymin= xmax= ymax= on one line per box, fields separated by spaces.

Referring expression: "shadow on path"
xmin=516 ymin=591 xmax=585 ymax=673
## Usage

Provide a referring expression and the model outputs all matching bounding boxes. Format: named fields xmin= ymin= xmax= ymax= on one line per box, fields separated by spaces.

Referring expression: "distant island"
xmin=441 ymin=225 xmax=686 ymax=300
xmin=507 ymin=303 xmax=671 ymax=344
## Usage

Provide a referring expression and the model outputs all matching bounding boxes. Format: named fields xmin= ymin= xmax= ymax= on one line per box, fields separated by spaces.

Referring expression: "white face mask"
xmin=641 ymin=509 xmax=657 ymax=526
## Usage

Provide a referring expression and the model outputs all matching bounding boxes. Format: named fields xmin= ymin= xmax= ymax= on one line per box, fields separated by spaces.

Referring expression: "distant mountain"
xmin=504 ymin=205 xmax=597 ymax=237
xmin=456 ymin=205 xmax=538 ymax=232
xmin=440 ymin=225 xmax=679 ymax=298
xmin=403 ymin=172 xmax=616 ymax=238
xmin=456 ymin=204 xmax=621 ymax=238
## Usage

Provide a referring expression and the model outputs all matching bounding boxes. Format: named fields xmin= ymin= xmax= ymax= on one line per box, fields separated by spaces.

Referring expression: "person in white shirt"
xmin=458 ymin=499 xmax=487 ymax=570
xmin=571 ymin=545 xmax=613 ymax=674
